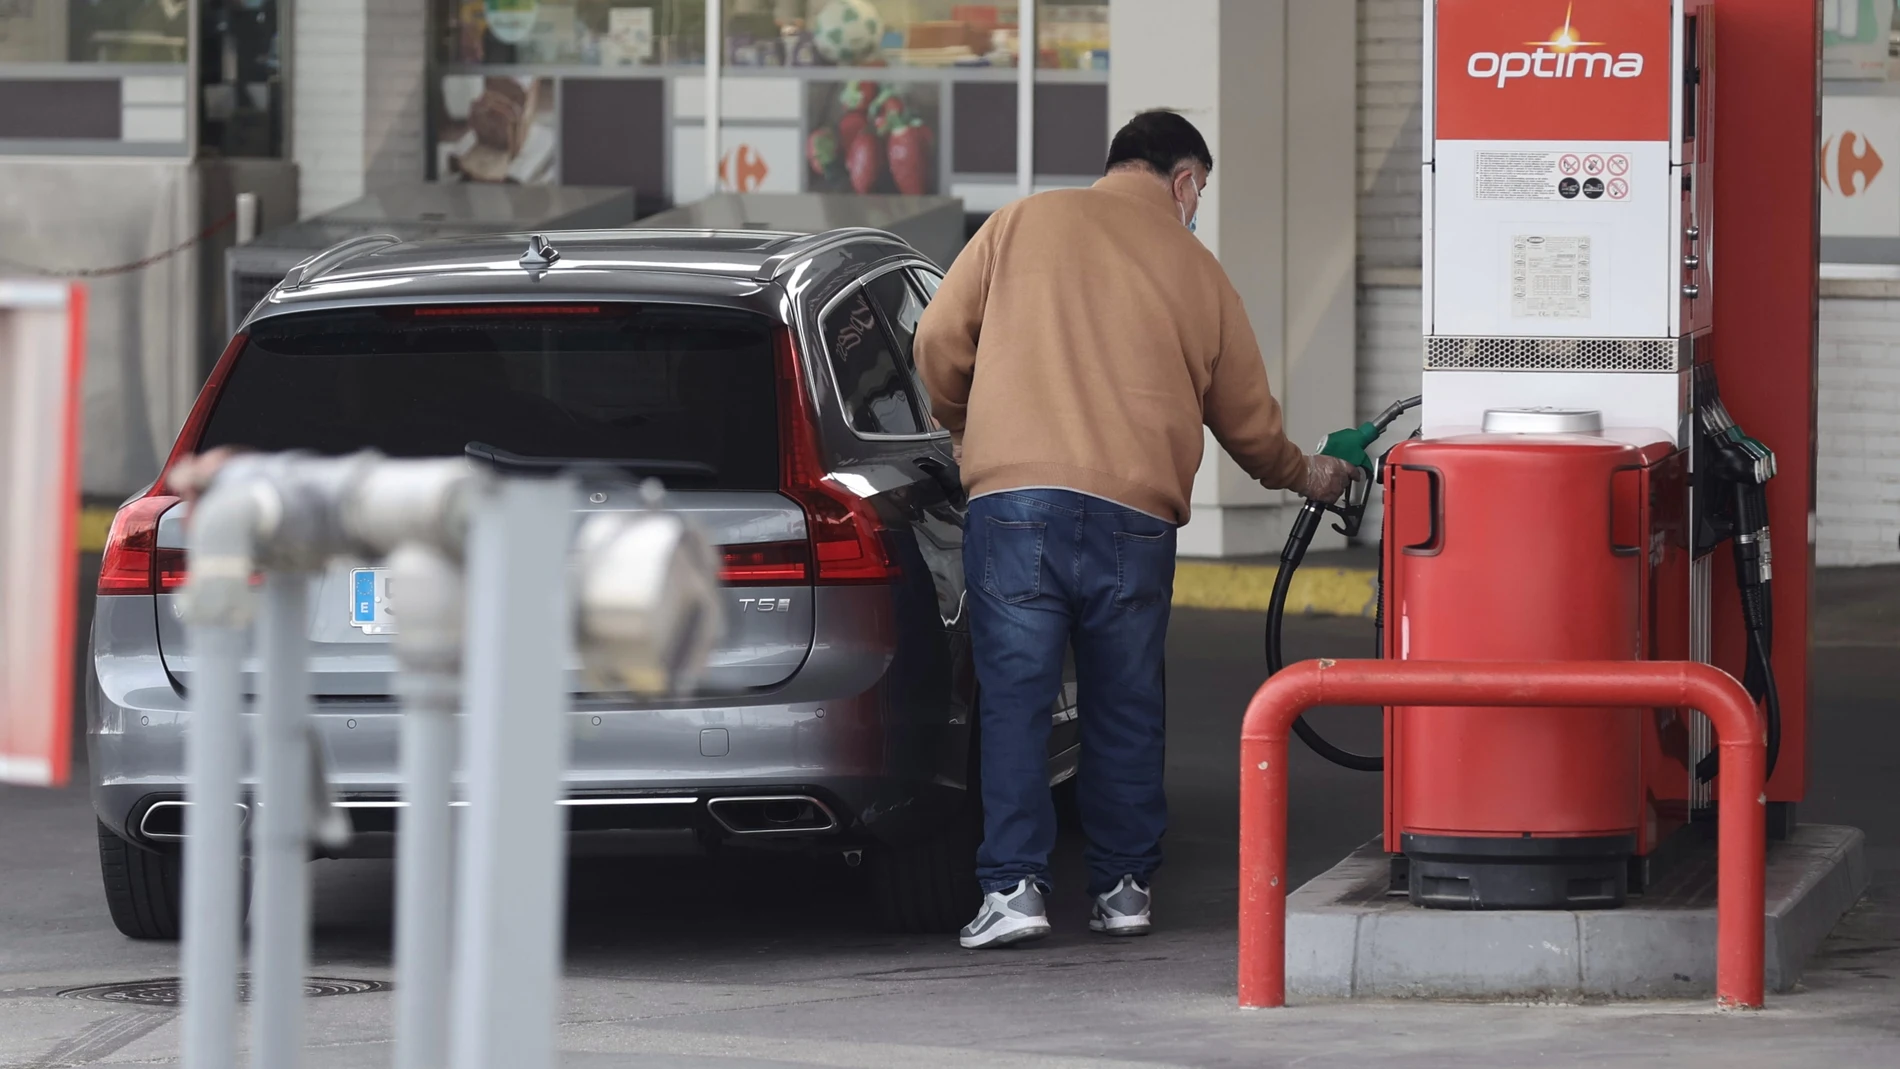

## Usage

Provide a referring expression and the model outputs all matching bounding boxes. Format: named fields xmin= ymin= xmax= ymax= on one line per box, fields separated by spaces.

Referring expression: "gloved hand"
xmin=1296 ymin=453 xmax=1359 ymax=504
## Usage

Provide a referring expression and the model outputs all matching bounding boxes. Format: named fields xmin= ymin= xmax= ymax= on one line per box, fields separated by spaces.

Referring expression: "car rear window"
xmin=199 ymin=304 xmax=780 ymax=490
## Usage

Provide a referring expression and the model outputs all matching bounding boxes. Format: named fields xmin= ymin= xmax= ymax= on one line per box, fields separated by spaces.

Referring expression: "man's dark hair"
xmin=1104 ymin=110 xmax=1214 ymax=177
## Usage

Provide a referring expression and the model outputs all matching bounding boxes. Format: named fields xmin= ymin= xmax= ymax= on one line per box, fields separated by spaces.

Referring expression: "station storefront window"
xmin=200 ymin=0 xmax=284 ymax=159
xmin=432 ymin=2 xmax=1105 ymax=71
xmin=437 ymin=1 xmax=707 ymax=66
xmin=721 ymin=2 xmax=1107 ymax=72
xmin=428 ymin=0 xmax=1109 ymax=209
xmin=0 ymin=0 xmax=190 ymax=63
xmin=0 ymin=1 xmax=201 ymax=154
xmin=1821 ymin=2 xmax=1900 ymax=262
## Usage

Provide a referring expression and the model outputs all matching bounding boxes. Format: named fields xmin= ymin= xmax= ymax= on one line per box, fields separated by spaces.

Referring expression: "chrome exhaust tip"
xmin=705 ymin=795 xmax=839 ymax=835
xmin=136 ymin=800 xmax=250 ymax=842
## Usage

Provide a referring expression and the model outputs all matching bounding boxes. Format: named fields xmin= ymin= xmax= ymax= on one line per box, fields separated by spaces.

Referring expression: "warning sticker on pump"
xmin=1510 ymin=235 xmax=1592 ymax=319
xmin=1477 ymin=151 xmax=1632 ymax=202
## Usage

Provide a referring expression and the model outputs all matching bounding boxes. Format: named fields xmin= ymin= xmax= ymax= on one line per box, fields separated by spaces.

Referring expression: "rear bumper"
xmin=115 ymin=781 xmax=915 ymax=860
xmin=90 ymin=684 xmax=972 ymax=854
xmin=92 ymin=574 xmax=978 ymax=854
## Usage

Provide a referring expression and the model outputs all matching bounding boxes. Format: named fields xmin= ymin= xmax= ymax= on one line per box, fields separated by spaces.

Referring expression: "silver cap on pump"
xmin=1481 ymin=408 xmax=1603 ymax=435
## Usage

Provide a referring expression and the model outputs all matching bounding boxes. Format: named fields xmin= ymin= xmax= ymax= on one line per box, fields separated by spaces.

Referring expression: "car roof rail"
xmin=280 ymin=234 xmax=405 ymax=290
xmin=754 ymin=227 xmax=908 ymax=281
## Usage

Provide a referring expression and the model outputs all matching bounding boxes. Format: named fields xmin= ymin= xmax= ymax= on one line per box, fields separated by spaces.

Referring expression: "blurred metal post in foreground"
xmin=174 ymin=453 xmax=722 ymax=1069
xmin=448 ymin=477 xmax=574 ymax=1069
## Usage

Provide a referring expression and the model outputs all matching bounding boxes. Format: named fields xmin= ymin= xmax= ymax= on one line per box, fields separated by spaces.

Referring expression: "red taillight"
xmin=97 ymin=331 xmax=247 ymax=595
xmin=97 ymin=495 xmax=186 ymax=595
xmin=773 ymin=329 xmax=899 ymax=584
xmin=719 ymin=540 xmax=810 ymax=585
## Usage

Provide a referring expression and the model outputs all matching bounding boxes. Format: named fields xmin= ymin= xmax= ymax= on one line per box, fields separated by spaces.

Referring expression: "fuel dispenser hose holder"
xmin=1694 ymin=393 xmax=1783 ymax=783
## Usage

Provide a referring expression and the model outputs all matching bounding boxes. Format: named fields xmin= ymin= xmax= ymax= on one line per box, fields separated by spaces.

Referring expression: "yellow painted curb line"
xmin=1174 ymin=560 xmax=1378 ymax=617
xmin=78 ymin=507 xmax=115 ymax=554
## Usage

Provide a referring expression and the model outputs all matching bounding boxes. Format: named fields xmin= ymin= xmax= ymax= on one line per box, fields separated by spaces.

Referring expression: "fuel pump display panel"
xmin=1432 ymin=139 xmax=1673 ymax=338
xmin=1428 ymin=0 xmax=1695 ymax=341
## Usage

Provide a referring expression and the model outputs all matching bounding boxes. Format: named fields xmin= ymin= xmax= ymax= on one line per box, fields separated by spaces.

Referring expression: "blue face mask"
xmin=1177 ymin=180 xmax=1200 ymax=233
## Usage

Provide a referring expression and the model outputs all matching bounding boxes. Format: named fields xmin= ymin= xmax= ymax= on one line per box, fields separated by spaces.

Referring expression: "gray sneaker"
xmin=959 ymin=879 xmax=1051 ymax=948
xmin=1089 ymin=875 xmax=1152 ymax=936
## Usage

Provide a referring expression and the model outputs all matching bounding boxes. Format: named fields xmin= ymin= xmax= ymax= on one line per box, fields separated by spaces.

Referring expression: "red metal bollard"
xmin=1237 ymin=659 xmax=1767 ymax=1010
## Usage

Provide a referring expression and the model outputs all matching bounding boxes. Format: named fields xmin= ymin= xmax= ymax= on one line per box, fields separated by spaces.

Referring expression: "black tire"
xmin=869 ymin=805 xmax=981 ymax=934
xmin=97 ymin=820 xmax=182 ymax=940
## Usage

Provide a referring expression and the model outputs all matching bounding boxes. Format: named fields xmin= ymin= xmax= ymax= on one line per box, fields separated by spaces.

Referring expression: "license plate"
xmin=349 ymin=568 xmax=396 ymax=635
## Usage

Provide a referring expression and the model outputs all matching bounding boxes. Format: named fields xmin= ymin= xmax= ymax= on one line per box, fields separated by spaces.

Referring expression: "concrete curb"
xmin=1287 ymin=826 xmax=1870 ymax=1000
xmin=1173 ymin=560 xmax=1378 ymax=616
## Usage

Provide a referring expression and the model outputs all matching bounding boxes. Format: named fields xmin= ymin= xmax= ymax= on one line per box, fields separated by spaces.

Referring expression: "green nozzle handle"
xmin=1318 ymin=421 xmax=1379 ymax=473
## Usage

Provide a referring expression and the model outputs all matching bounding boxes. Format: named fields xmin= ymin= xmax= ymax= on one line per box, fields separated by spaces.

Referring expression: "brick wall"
xmin=293 ymin=1 xmax=370 ymax=216
xmin=1353 ymin=1 xmax=1426 ymax=540
xmin=1357 ymin=0 xmax=1423 ymax=273
xmin=1817 ymin=296 xmax=1900 ymax=566
xmin=1354 ymin=285 xmax=1423 ymax=538
xmin=292 ymin=0 xmax=427 ymax=217
xmin=364 ymin=0 xmax=429 ymax=192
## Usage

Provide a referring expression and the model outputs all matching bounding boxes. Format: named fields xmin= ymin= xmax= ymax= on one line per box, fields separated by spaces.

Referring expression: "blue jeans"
xmin=964 ymin=489 xmax=1176 ymax=896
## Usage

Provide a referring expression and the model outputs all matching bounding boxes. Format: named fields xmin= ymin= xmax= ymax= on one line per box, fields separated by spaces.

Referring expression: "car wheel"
xmin=869 ymin=803 xmax=981 ymax=934
xmin=97 ymin=821 xmax=182 ymax=940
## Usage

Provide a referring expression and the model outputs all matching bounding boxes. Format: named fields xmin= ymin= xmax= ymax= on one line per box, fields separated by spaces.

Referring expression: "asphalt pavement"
xmin=2 ymin=571 xmax=1898 ymax=1067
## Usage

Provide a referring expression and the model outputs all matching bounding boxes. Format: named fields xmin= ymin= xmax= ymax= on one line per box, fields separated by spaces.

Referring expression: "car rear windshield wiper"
xmin=464 ymin=441 xmax=720 ymax=482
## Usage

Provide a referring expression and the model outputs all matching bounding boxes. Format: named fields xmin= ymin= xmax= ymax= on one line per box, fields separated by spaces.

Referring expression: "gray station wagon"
xmin=88 ymin=228 xmax=1080 ymax=939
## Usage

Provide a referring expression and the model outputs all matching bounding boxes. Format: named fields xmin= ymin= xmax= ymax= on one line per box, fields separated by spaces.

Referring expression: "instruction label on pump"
xmin=1509 ymin=235 xmax=1592 ymax=319
xmin=1477 ymin=151 xmax=1633 ymax=201
xmin=1476 ymin=151 xmax=1563 ymax=200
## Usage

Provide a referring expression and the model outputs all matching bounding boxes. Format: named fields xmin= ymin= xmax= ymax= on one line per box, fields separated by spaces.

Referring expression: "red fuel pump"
xmin=1265 ymin=0 xmax=1815 ymax=911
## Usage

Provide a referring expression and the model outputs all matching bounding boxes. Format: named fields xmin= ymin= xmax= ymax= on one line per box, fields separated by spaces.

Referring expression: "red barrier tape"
xmin=1238 ymin=659 xmax=1766 ymax=1010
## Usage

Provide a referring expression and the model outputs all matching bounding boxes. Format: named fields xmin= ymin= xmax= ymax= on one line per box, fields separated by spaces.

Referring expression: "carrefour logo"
xmin=1466 ymin=2 xmax=1645 ymax=88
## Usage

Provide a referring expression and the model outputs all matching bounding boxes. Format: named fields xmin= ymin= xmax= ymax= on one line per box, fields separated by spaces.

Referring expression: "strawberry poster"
xmin=805 ymin=80 xmax=941 ymax=197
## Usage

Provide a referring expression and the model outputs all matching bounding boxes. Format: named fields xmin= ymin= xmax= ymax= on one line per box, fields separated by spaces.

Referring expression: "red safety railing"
xmin=1239 ymin=659 xmax=1767 ymax=1010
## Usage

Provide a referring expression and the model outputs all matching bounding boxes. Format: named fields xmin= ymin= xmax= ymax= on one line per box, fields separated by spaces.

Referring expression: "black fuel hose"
xmin=1696 ymin=481 xmax=1782 ymax=783
xmin=1262 ymin=396 xmax=1420 ymax=773
xmin=1266 ymin=501 xmax=1383 ymax=772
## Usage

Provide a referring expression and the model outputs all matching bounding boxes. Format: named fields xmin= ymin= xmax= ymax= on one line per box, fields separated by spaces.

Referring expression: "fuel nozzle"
xmin=1699 ymin=395 xmax=1777 ymax=485
xmin=1307 ymin=395 xmax=1422 ymax=538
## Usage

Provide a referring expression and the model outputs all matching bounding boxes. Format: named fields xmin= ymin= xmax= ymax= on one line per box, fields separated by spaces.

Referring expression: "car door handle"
xmin=913 ymin=456 xmax=967 ymax=507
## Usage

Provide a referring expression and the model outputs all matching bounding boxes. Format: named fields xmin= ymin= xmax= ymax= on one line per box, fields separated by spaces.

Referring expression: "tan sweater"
xmin=915 ymin=172 xmax=1308 ymax=524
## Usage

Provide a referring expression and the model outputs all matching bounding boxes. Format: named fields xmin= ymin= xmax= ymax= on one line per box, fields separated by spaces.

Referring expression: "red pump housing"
xmin=1381 ymin=427 xmax=1688 ymax=908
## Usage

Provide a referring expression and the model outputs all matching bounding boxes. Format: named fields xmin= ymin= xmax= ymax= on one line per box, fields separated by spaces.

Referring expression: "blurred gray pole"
xmin=180 ymin=626 xmax=245 ymax=1069
xmin=706 ymin=0 xmax=723 ymax=192
xmin=447 ymin=478 xmax=577 ymax=1069
xmin=180 ymin=486 xmax=261 ymax=1069
xmin=390 ymin=545 xmax=463 ymax=1069
xmin=251 ymin=572 xmax=314 ymax=1069
xmin=1018 ymin=0 xmax=1035 ymax=198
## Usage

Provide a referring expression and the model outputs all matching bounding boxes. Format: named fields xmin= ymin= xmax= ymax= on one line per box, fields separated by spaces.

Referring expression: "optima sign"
xmin=1435 ymin=0 xmax=1670 ymax=141
xmin=1466 ymin=48 xmax=1645 ymax=87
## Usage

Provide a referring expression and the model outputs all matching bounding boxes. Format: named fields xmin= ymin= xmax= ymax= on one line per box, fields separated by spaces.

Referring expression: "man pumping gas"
xmin=914 ymin=109 xmax=1358 ymax=948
